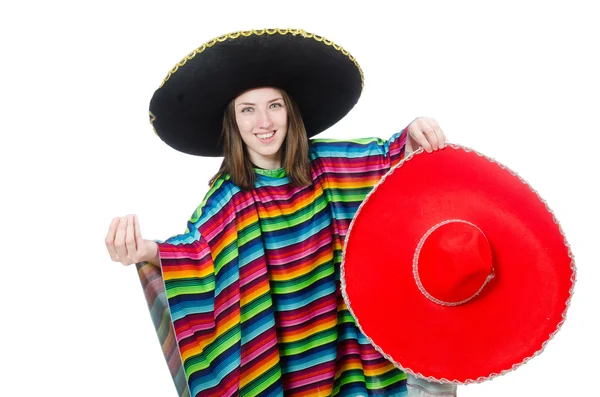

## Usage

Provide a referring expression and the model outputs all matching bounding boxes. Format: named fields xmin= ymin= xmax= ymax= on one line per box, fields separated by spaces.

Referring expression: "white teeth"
xmin=257 ymin=132 xmax=275 ymax=139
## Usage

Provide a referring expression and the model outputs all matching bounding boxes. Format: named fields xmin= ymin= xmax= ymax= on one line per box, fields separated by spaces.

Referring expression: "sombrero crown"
xmin=149 ymin=28 xmax=364 ymax=156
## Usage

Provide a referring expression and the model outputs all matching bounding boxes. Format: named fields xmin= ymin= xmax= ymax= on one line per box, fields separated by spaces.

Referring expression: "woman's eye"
xmin=241 ymin=107 xmax=253 ymax=113
xmin=270 ymin=102 xmax=283 ymax=109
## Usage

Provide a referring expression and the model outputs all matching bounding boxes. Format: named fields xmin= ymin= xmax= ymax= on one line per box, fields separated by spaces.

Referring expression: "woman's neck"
xmin=250 ymin=155 xmax=282 ymax=170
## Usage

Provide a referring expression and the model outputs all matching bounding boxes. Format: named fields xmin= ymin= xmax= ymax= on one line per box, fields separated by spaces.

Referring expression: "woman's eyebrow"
xmin=236 ymin=98 xmax=283 ymax=106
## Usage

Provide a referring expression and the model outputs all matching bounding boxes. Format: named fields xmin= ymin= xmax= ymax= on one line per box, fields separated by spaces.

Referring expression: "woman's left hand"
xmin=406 ymin=117 xmax=447 ymax=154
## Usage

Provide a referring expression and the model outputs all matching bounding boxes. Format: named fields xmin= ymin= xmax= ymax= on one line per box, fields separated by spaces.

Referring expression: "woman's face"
xmin=234 ymin=87 xmax=288 ymax=169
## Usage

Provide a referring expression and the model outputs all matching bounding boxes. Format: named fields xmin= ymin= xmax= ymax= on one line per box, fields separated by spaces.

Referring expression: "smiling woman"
xmin=104 ymin=28 xmax=448 ymax=397
xmin=209 ymin=87 xmax=313 ymax=191
xmin=235 ymin=88 xmax=289 ymax=168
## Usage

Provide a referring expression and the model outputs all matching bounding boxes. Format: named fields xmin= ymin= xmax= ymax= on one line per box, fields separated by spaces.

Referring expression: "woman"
xmin=106 ymin=29 xmax=454 ymax=397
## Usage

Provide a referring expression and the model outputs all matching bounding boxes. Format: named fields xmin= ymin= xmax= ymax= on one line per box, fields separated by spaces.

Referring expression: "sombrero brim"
xmin=341 ymin=146 xmax=575 ymax=383
xmin=149 ymin=29 xmax=363 ymax=157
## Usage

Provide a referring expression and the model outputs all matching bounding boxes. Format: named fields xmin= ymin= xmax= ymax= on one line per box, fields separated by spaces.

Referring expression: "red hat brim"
xmin=341 ymin=145 xmax=575 ymax=383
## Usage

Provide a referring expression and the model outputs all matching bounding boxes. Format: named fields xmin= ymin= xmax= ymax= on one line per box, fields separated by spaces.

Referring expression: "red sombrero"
xmin=341 ymin=145 xmax=575 ymax=384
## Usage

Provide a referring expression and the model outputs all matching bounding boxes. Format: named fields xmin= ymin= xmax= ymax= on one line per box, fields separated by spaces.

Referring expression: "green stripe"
xmin=332 ymin=369 xmax=366 ymax=395
xmin=185 ymin=324 xmax=241 ymax=373
xmin=240 ymin=362 xmax=282 ymax=397
xmin=238 ymin=222 xmax=261 ymax=245
xmin=279 ymin=327 xmax=337 ymax=356
xmin=259 ymin=193 xmax=328 ymax=230
xmin=213 ymin=242 xmax=238 ymax=274
xmin=312 ymin=137 xmax=384 ymax=145
xmin=165 ymin=276 xmax=216 ymax=298
xmin=333 ymin=251 xmax=343 ymax=265
xmin=187 ymin=176 xmax=231 ymax=228
xmin=327 ymin=189 xmax=370 ymax=203
xmin=366 ymin=370 xmax=407 ymax=389
xmin=240 ymin=293 xmax=272 ymax=324
xmin=337 ymin=310 xmax=356 ymax=325
xmin=271 ymin=262 xmax=334 ymax=294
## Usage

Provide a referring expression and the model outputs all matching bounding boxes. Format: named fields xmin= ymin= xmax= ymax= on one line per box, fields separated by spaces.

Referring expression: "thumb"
xmin=143 ymin=239 xmax=159 ymax=264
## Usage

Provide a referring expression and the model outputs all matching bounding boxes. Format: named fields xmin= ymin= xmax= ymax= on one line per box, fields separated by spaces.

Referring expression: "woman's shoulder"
xmin=309 ymin=132 xmax=402 ymax=160
xmin=179 ymin=172 xmax=242 ymax=234
xmin=203 ymin=172 xmax=242 ymax=205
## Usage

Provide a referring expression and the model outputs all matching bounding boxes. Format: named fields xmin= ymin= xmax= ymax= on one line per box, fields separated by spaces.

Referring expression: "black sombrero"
xmin=149 ymin=28 xmax=364 ymax=157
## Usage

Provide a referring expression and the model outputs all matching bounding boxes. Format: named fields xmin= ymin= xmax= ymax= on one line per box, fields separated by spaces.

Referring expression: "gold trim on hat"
xmin=148 ymin=111 xmax=158 ymax=136
xmin=157 ymin=28 xmax=364 ymax=90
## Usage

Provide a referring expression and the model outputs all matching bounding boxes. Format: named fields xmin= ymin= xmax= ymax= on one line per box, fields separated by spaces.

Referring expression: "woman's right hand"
xmin=105 ymin=214 xmax=159 ymax=266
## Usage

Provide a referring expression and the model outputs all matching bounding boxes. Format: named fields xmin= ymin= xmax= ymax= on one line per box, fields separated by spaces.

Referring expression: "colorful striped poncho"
xmin=136 ymin=128 xmax=408 ymax=396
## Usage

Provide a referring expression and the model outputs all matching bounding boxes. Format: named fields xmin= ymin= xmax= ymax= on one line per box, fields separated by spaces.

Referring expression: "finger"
xmin=114 ymin=216 xmax=128 ymax=262
xmin=134 ymin=215 xmax=147 ymax=262
xmin=412 ymin=130 xmax=433 ymax=153
xmin=105 ymin=217 xmax=121 ymax=261
xmin=125 ymin=214 xmax=137 ymax=262
xmin=433 ymin=126 xmax=445 ymax=149
xmin=420 ymin=123 xmax=439 ymax=151
xmin=134 ymin=215 xmax=144 ymax=250
xmin=426 ymin=118 xmax=439 ymax=128
xmin=424 ymin=118 xmax=446 ymax=147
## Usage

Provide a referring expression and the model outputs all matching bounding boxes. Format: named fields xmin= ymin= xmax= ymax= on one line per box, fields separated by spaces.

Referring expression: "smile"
xmin=256 ymin=131 xmax=276 ymax=140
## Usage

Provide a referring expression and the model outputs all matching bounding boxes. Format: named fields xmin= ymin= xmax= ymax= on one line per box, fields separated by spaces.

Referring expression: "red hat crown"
xmin=415 ymin=219 xmax=494 ymax=306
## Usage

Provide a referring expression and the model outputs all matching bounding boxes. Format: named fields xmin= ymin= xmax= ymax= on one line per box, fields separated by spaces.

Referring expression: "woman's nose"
xmin=256 ymin=109 xmax=273 ymax=128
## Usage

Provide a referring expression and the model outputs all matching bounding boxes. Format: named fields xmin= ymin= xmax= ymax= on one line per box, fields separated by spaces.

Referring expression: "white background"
xmin=1 ymin=1 xmax=598 ymax=396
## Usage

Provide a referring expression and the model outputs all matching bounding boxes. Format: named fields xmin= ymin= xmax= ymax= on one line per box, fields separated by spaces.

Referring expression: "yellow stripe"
xmin=164 ymin=266 xmax=213 ymax=281
xmin=180 ymin=312 xmax=240 ymax=362
xmin=281 ymin=317 xmax=337 ymax=343
xmin=321 ymin=178 xmax=380 ymax=190
xmin=364 ymin=363 xmax=398 ymax=377
xmin=240 ymin=281 xmax=270 ymax=307
xmin=335 ymin=360 xmax=363 ymax=378
xmin=212 ymin=229 xmax=237 ymax=259
xmin=239 ymin=350 xmax=280 ymax=388
xmin=257 ymin=185 xmax=324 ymax=218
xmin=269 ymin=251 xmax=332 ymax=281
xmin=238 ymin=212 xmax=259 ymax=230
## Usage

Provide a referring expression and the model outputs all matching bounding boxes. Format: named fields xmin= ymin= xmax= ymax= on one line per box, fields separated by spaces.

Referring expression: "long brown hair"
xmin=209 ymin=89 xmax=312 ymax=191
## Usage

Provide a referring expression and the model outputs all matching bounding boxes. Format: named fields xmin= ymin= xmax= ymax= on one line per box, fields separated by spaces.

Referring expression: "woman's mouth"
xmin=256 ymin=131 xmax=276 ymax=143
